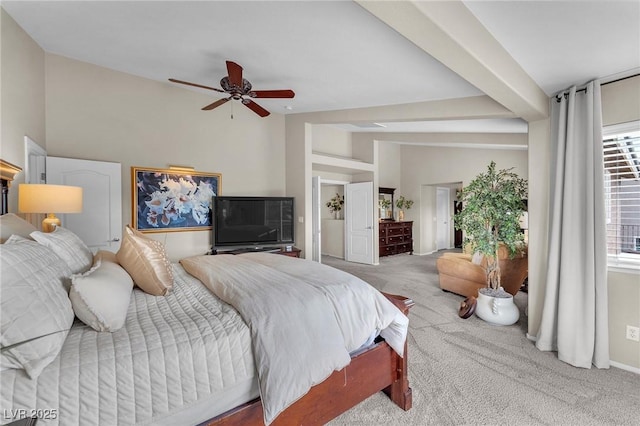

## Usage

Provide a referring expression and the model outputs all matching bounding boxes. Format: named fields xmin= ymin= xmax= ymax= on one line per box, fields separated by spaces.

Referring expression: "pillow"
xmin=4 ymin=234 xmax=31 ymax=244
xmin=31 ymin=226 xmax=93 ymax=276
xmin=0 ymin=240 xmax=74 ymax=379
xmin=116 ymin=225 xmax=173 ymax=296
xmin=69 ymin=251 xmax=133 ymax=332
xmin=0 ymin=213 xmax=37 ymax=243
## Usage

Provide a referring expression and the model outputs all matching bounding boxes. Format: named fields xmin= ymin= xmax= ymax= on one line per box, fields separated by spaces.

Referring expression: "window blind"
xmin=603 ymin=132 xmax=640 ymax=257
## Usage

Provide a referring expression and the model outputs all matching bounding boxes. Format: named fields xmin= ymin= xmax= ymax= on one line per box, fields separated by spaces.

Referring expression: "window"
xmin=603 ymin=121 xmax=640 ymax=267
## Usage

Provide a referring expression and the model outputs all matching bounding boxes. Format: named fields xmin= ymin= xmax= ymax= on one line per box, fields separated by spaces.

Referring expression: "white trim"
xmin=526 ymin=333 xmax=537 ymax=342
xmin=610 ymin=360 xmax=640 ymax=374
xmin=391 ymin=141 xmax=528 ymax=150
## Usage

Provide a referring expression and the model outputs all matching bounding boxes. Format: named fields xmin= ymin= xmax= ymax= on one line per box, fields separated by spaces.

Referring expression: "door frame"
xmin=312 ymin=177 xmax=349 ymax=263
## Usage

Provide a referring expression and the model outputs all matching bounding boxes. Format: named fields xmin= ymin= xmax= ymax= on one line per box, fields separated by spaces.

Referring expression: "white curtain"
xmin=536 ymin=80 xmax=609 ymax=369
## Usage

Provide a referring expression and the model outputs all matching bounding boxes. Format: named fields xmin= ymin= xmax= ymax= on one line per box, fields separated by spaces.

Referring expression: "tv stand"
xmin=215 ymin=246 xmax=301 ymax=258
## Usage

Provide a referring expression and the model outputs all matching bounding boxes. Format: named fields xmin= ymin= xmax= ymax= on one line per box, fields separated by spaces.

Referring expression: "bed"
xmin=0 ymin=168 xmax=413 ymax=426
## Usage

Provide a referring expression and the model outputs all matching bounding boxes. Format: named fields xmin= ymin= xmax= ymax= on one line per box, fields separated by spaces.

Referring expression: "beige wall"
xmin=399 ymin=142 xmax=528 ymax=254
xmin=44 ymin=54 xmax=286 ymax=260
xmin=376 ymin=141 xmax=402 ymax=191
xmin=312 ymin=124 xmax=352 ymax=157
xmin=0 ymin=9 xmax=46 ymax=209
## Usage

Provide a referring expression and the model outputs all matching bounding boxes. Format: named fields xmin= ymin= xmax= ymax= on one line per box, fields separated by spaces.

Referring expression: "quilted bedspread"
xmin=0 ymin=265 xmax=256 ymax=426
xmin=180 ymin=252 xmax=409 ymax=425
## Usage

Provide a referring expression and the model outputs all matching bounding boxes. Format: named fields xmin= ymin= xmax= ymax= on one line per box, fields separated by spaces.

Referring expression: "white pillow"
xmin=69 ymin=251 xmax=133 ymax=332
xmin=0 ymin=240 xmax=74 ymax=379
xmin=117 ymin=225 xmax=173 ymax=296
xmin=31 ymin=226 xmax=93 ymax=276
xmin=0 ymin=213 xmax=37 ymax=243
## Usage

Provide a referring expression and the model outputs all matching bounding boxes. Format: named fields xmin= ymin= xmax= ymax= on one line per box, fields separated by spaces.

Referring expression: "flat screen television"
xmin=213 ymin=196 xmax=294 ymax=249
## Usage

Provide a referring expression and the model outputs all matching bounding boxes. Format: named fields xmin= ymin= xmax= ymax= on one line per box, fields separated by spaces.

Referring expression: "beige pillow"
xmin=31 ymin=226 xmax=93 ymax=276
xmin=0 ymin=213 xmax=37 ymax=243
xmin=116 ymin=225 xmax=173 ymax=296
xmin=69 ymin=251 xmax=133 ymax=332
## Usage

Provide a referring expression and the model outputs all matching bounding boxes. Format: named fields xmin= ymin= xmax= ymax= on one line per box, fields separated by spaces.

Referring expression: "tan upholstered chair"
xmin=436 ymin=244 xmax=528 ymax=298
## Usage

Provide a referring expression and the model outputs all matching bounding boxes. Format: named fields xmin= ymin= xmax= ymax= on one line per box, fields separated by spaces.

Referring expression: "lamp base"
xmin=42 ymin=213 xmax=61 ymax=233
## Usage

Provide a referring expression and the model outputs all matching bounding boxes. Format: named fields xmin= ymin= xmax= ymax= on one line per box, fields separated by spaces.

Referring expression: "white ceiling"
xmin=3 ymin=0 xmax=639 ymax=134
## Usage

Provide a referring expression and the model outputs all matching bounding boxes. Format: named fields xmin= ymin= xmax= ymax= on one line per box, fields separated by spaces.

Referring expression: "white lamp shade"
xmin=18 ymin=184 xmax=83 ymax=214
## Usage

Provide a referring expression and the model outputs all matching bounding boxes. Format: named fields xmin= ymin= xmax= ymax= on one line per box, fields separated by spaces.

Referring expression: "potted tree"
xmin=453 ymin=161 xmax=528 ymax=325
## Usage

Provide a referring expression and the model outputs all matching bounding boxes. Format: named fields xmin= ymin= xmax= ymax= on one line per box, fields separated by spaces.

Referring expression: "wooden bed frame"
xmin=201 ymin=293 xmax=414 ymax=426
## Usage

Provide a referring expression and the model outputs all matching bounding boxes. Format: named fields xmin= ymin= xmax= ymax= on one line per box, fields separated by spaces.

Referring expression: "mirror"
xmin=378 ymin=187 xmax=395 ymax=220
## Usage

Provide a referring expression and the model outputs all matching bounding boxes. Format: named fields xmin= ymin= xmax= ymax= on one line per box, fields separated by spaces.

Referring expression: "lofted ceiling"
xmin=2 ymin=0 xmax=639 ymax=134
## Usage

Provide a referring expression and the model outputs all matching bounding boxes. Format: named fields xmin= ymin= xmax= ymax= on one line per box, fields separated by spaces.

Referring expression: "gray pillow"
xmin=0 ymin=240 xmax=74 ymax=379
xmin=0 ymin=213 xmax=37 ymax=243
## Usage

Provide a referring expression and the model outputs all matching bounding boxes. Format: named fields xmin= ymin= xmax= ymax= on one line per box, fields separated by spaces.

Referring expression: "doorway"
xmin=311 ymin=178 xmax=374 ymax=265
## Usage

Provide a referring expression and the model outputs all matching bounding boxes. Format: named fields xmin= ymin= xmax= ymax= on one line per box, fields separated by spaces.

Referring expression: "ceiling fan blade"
xmin=168 ymin=78 xmax=224 ymax=93
xmin=243 ymin=99 xmax=270 ymax=117
xmin=202 ymin=98 xmax=230 ymax=111
xmin=226 ymin=61 xmax=243 ymax=88
xmin=251 ymin=90 xmax=295 ymax=99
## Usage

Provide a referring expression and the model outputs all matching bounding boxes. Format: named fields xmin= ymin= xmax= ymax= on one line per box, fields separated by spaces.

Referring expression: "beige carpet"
xmin=324 ymin=252 xmax=639 ymax=426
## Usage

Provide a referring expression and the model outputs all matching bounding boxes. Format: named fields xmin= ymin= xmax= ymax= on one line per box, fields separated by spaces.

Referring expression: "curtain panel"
xmin=536 ymin=81 xmax=609 ymax=369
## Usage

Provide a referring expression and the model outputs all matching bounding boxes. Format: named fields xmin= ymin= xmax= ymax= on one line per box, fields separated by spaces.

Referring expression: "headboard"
xmin=0 ymin=159 xmax=23 ymax=215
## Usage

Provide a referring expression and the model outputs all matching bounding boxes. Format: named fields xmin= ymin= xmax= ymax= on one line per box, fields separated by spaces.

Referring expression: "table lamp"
xmin=18 ymin=184 xmax=83 ymax=232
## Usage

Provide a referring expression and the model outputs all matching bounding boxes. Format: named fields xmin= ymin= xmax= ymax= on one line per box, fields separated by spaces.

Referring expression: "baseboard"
xmin=414 ymin=250 xmax=437 ymax=256
xmin=525 ymin=335 xmax=638 ymax=374
xmin=610 ymin=361 xmax=640 ymax=374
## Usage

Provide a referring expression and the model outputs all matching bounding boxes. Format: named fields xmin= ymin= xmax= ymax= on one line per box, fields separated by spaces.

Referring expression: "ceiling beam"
xmin=356 ymin=0 xmax=549 ymax=122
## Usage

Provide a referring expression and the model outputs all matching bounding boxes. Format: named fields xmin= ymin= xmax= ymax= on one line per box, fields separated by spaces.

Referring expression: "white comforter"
xmin=180 ymin=252 xmax=409 ymax=425
xmin=1 ymin=265 xmax=257 ymax=426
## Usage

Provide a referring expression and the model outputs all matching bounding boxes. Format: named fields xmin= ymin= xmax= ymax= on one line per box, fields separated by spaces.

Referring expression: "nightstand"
xmin=276 ymin=247 xmax=301 ymax=258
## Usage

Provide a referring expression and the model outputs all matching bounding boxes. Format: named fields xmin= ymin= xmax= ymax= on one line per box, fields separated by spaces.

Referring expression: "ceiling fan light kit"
xmin=169 ymin=60 xmax=295 ymax=117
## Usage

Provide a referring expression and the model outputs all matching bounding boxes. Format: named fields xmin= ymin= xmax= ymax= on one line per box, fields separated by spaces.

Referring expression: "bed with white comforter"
xmin=1 ymin=245 xmax=408 ymax=426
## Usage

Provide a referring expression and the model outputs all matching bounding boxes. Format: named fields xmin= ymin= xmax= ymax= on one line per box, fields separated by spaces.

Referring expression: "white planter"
xmin=475 ymin=288 xmax=519 ymax=326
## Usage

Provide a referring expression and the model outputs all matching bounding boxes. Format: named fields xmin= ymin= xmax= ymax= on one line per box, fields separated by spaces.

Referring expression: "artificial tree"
xmin=453 ymin=161 xmax=528 ymax=293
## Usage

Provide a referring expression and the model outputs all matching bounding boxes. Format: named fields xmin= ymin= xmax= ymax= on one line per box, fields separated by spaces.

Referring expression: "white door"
xmin=46 ymin=157 xmax=122 ymax=252
xmin=24 ymin=136 xmax=46 ymax=183
xmin=436 ymin=187 xmax=450 ymax=250
xmin=345 ymin=181 xmax=374 ymax=265
xmin=311 ymin=176 xmax=321 ymax=263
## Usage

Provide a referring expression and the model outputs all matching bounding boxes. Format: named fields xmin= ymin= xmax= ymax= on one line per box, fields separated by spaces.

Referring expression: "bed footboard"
xmin=201 ymin=292 xmax=414 ymax=426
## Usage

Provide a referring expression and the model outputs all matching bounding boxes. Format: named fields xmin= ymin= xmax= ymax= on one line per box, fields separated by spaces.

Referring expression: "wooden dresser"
xmin=379 ymin=221 xmax=413 ymax=257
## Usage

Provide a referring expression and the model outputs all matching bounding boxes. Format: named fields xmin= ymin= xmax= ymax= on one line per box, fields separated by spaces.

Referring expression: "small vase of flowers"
xmin=326 ymin=193 xmax=344 ymax=219
xmin=395 ymin=196 xmax=414 ymax=221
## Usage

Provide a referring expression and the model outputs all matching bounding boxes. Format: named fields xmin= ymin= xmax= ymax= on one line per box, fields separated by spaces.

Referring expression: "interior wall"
xmin=400 ymin=143 xmax=528 ymax=254
xmin=0 ymin=9 xmax=46 ymax=210
xmin=312 ymin=124 xmax=352 ymax=157
xmin=44 ymin=54 xmax=286 ymax=261
xmin=376 ymin=140 xmax=402 ymax=191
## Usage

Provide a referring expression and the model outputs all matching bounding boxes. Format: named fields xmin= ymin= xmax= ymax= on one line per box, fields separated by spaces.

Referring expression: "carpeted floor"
xmin=324 ymin=252 xmax=639 ymax=426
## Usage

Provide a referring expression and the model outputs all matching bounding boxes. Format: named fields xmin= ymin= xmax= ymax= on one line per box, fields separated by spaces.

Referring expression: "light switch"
xmin=298 ymin=216 xmax=304 ymax=223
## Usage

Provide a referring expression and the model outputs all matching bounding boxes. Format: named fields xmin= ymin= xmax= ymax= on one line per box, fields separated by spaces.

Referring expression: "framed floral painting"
xmin=132 ymin=166 xmax=221 ymax=232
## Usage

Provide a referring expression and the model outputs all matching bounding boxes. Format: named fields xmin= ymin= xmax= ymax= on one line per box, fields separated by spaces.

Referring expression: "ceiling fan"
xmin=169 ymin=61 xmax=295 ymax=117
